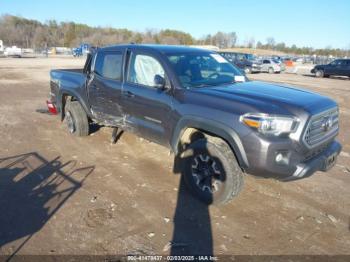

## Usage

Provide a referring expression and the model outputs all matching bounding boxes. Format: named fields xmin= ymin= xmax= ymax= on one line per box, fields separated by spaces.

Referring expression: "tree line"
xmin=0 ymin=14 xmax=348 ymax=57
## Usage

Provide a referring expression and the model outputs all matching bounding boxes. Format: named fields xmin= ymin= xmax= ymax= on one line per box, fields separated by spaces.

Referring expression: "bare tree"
xmin=246 ymin=37 xmax=255 ymax=48
xmin=1 ymin=14 xmax=348 ymax=57
xmin=266 ymin=37 xmax=275 ymax=49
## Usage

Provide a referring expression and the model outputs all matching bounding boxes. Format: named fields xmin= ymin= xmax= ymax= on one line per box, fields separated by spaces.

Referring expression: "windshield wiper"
xmin=192 ymin=83 xmax=216 ymax=88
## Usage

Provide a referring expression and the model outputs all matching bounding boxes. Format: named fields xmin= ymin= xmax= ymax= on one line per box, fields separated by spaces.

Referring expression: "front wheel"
xmin=315 ymin=69 xmax=324 ymax=78
xmin=244 ymin=67 xmax=252 ymax=74
xmin=181 ymin=137 xmax=244 ymax=205
xmin=65 ymin=100 xmax=89 ymax=136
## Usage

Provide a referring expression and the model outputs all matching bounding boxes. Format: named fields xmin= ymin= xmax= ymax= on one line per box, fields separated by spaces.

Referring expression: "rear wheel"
xmin=315 ymin=69 xmax=324 ymax=78
xmin=268 ymin=67 xmax=274 ymax=74
xmin=65 ymin=100 xmax=89 ymax=136
xmin=181 ymin=137 xmax=244 ymax=205
xmin=244 ymin=67 xmax=252 ymax=74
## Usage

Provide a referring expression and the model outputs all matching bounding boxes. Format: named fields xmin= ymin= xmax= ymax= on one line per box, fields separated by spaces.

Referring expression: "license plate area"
xmin=323 ymin=153 xmax=337 ymax=171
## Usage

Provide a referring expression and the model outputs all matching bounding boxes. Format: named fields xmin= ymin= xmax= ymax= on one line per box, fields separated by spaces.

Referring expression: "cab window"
xmin=127 ymin=54 xmax=165 ymax=87
xmin=94 ymin=52 xmax=123 ymax=80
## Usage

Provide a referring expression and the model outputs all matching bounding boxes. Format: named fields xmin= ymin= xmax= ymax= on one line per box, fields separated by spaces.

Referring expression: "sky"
xmin=1 ymin=0 xmax=349 ymax=49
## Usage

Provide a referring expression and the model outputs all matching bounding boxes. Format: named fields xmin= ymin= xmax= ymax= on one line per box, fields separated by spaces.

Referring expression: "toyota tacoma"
xmin=48 ymin=44 xmax=341 ymax=205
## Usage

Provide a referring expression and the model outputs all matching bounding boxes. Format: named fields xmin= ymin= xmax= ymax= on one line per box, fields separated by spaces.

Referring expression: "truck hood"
xmin=191 ymin=81 xmax=337 ymax=114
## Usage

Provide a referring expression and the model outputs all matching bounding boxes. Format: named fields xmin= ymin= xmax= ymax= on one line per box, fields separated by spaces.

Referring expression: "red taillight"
xmin=46 ymin=100 xmax=58 ymax=115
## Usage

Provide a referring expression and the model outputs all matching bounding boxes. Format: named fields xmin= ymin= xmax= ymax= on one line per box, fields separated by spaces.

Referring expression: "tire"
xmin=65 ymin=100 xmax=89 ymax=136
xmin=180 ymin=137 xmax=244 ymax=205
xmin=315 ymin=70 xmax=324 ymax=78
xmin=268 ymin=67 xmax=274 ymax=74
xmin=244 ymin=67 xmax=252 ymax=74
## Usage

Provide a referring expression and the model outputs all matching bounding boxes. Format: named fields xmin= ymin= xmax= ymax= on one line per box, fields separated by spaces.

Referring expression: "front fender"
xmin=171 ymin=116 xmax=249 ymax=169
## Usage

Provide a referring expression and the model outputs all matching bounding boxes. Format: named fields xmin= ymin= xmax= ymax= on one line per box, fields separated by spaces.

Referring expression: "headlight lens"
xmin=240 ymin=113 xmax=299 ymax=136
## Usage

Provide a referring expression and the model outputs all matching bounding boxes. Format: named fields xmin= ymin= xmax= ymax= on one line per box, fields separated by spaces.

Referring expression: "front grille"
xmin=303 ymin=107 xmax=339 ymax=148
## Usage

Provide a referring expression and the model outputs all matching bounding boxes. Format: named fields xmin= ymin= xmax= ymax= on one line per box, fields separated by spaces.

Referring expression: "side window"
xmin=339 ymin=60 xmax=347 ymax=66
xmin=94 ymin=52 xmax=123 ymax=80
xmin=127 ymin=54 xmax=165 ymax=87
xmin=330 ymin=60 xmax=340 ymax=66
xmin=263 ymin=60 xmax=270 ymax=64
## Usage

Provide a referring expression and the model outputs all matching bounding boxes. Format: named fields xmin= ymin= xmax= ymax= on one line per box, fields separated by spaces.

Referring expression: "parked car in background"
xmin=259 ymin=59 xmax=282 ymax=73
xmin=270 ymin=58 xmax=286 ymax=71
xmin=311 ymin=59 xmax=350 ymax=78
xmin=219 ymin=51 xmax=261 ymax=74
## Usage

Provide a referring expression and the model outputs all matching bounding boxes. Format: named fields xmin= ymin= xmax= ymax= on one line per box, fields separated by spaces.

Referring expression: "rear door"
xmin=87 ymin=50 xmax=124 ymax=124
xmin=121 ymin=50 xmax=174 ymax=145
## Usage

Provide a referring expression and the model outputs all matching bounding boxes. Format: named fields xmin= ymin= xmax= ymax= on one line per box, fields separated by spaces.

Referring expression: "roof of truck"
xmin=100 ymin=44 xmax=214 ymax=54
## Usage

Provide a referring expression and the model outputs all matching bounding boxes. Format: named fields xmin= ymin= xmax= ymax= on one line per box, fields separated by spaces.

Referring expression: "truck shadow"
xmin=172 ymin=135 xmax=219 ymax=256
xmin=170 ymin=176 xmax=213 ymax=256
xmin=0 ymin=152 xmax=94 ymax=256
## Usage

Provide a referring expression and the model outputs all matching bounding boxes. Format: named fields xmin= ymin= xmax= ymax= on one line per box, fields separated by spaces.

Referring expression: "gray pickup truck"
xmin=48 ymin=44 xmax=341 ymax=205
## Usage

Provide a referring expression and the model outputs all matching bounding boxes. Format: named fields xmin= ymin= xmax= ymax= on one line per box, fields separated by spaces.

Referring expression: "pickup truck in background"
xmin=219 ymin=51 xmax=261 ymax=74
xmin=311 ymin=59 xmax=350 ymax=78
xmin=48 ymin=44 xmax=341 ymax=205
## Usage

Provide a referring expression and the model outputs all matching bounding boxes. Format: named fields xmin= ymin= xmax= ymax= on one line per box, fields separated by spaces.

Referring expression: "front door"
xmin=325 ymin=60 xmax=339 ymax=76
xmin=121 ymin=51 xmax=173 ymax=145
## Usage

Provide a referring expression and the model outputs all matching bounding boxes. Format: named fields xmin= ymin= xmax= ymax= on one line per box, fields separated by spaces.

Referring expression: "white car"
xmin=260 ymin=59 xmax=282 ymax=73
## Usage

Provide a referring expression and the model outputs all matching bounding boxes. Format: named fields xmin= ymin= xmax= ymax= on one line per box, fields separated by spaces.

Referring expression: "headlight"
xmin=240 ymin=113 xmax=299 ymax=136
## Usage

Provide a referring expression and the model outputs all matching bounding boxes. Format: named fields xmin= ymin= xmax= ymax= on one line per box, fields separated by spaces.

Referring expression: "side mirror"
xmin=154 ymin=74 xmax=167 ymax=89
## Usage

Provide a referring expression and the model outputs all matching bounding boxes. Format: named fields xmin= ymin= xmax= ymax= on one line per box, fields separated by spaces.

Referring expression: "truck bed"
xmin=50 ymin=68 xmax=87 ymax=108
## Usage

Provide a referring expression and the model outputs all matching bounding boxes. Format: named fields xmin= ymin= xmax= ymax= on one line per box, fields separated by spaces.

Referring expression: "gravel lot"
xmin=0 ymin=57 xmax=349 ymax=256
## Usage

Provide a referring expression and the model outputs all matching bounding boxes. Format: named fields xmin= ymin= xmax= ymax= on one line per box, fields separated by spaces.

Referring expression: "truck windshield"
xmin=167 ymin=52 xmax=243 ymax=88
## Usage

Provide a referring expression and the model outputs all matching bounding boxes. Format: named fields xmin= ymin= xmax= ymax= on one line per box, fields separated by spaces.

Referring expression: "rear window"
xmin=94 ymin=52 xmax=123 ymax=80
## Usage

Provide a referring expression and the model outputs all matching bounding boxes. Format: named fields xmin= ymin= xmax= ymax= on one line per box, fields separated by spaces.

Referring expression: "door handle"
xmin=122 ymin=91 xmax=135 ymax=98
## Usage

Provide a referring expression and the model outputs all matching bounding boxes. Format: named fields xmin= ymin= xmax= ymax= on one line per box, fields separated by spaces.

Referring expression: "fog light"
xmin=275 ymin=151 xmax=289 ymax=165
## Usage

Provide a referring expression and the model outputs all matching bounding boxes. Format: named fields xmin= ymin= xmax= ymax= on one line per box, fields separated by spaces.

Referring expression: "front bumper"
xmin=242 ymin=132 xmax=341 ymax=180
xmin=282 ymin=140 xmax=341 ymax=181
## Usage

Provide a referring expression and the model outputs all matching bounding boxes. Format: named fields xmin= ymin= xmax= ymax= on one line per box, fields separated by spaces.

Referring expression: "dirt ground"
xmin=0 ymin=57 xmax=349 ymax=257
